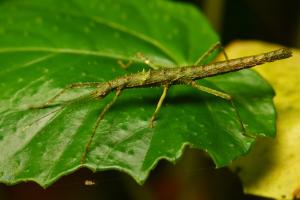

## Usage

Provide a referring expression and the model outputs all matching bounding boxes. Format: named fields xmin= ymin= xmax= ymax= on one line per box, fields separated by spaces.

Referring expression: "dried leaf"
xmin=228 ymin=40 xmax=300 ymax=199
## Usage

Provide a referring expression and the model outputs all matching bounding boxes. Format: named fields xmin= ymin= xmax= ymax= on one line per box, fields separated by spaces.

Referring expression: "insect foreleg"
xmin=81 ymin=88 xmax=122 ymax=164
xmin=149 ymin=85 xmax=169 ymax=128
xmin=183 ymin=80 xmax=251 ymax=138
xmin=30 ymin=82 xmax=103 ymax=109
xmin=117 ymin=60 xmax=132 ymax=69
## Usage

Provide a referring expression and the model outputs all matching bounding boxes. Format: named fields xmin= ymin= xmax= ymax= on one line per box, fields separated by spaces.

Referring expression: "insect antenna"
xmin=22 ymin=92 xmax=100 ymax=134
xmin=29 ymin=82 xmax=103 ymax=109
xmin=20 ymin=106 xmax=64 ymax=133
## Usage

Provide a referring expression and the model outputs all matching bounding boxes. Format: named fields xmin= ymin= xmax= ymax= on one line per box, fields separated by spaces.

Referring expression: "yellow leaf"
xmin=224 ymin=40 xmax=300 ymax=199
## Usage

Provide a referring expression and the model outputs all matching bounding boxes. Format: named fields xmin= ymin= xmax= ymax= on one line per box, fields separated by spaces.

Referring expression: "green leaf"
xmin=0 ymin=0 xmax=275 ymax=187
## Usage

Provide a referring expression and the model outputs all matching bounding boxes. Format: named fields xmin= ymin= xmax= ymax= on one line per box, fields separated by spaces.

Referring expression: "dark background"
xmin=0 ymin=0 xmax=299 ymax=200
xmin=188 ymin=0 xmax=300 ymax=48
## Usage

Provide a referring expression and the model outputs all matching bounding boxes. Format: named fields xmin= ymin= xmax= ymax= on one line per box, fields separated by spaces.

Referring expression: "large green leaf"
xmin=0 ymin=0 xmax=275 ymax=187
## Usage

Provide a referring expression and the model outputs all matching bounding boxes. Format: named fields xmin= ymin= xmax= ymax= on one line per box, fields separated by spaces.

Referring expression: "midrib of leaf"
xmin=0 ymin=47 xmax=141 ymax=62
xmin=0 ymin=47 xmax=142 ymax=77
xmin=0 ymin=53 xmax=57 ymax=76
xmin=1 ymin=2 xmax=182 ymax=65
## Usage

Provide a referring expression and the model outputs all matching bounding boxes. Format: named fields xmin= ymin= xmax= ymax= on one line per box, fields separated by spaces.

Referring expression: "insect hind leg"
xmin=29 ymin=82 xmax=103 ymax=109
xmin=183 ymin=80 xmax=252 ymax=138
xmin=195 ymin=41 xmax=229 ymax=65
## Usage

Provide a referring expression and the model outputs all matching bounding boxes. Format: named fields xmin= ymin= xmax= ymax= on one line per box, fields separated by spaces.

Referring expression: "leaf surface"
xmin=0 ymin=0 xmax=275 ymax=187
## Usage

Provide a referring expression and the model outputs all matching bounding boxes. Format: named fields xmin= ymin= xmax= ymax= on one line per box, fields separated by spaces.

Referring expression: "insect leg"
xmin=183 ymin=80 xmax=250 ymax=137
xmin=21 ymin=107 xmax=64 ymax=133
xmin=117 ymin=60 xmax=132 ymax=69
xmin=149 ymin=85 xmax=169 ymax=128
xmin=195 ymin=41 xmax=229 ymax=65
xmin=136 ymin=52 xmax=161 ymax=70
xmin=30 ymin=82 xmax=103 ymax=109
xmin=81 ymin=88 xmax=122 ymax=164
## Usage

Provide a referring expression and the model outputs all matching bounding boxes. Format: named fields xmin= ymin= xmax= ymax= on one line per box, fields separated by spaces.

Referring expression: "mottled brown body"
xmin=93 ymin=48 xmax=292 ymax=98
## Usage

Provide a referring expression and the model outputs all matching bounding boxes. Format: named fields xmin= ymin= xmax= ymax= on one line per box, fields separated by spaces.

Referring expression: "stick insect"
xmin=30 ymin=43 xmax=292 ymax=163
